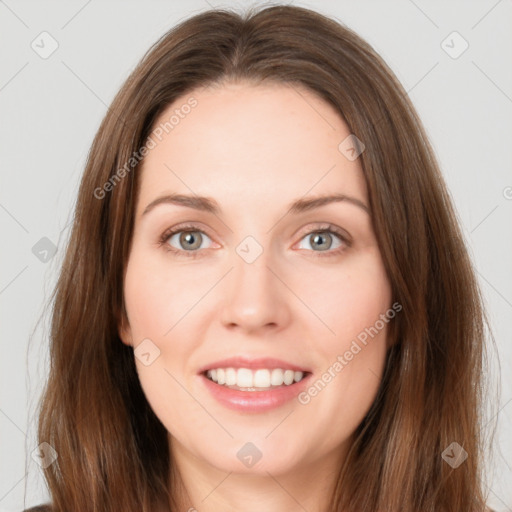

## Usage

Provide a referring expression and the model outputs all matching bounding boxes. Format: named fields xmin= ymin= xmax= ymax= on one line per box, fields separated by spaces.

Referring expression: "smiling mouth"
xmin=202 ymin=367 xmax=311 ymax=391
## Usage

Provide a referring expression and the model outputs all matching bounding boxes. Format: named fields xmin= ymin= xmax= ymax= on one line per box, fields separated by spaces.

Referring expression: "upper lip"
xmin=198 ymin=356 xmax=311 ymax=374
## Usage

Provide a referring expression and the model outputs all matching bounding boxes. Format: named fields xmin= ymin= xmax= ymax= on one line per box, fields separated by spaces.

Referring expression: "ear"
xmin=117 ymin=309 xmax=133 ymax=347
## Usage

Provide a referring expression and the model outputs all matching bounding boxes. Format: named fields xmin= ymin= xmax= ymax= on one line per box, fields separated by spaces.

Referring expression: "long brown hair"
xmin=32 ymin=4 xmax=495 ymax=511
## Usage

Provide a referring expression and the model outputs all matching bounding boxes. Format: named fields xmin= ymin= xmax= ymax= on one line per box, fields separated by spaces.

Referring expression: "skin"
xmin=118 ymin=81 xmax=393 ymax=512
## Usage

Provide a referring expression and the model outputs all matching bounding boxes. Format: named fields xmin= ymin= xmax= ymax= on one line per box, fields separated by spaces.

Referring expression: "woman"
xmin=27 ymin=4 xmax=495 ymax=511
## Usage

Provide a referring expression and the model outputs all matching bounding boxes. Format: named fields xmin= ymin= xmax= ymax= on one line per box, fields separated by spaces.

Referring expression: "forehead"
xmin=137 ymin=81 xmax=367 ymax=217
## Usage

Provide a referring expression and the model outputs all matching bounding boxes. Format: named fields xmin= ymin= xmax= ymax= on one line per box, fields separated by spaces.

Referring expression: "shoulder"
xmin=22 ymin=505 xmax=52 ymax=512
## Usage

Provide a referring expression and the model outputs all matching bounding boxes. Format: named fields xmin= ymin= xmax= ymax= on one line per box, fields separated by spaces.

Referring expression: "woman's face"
xmin=119 ymin=81 xmax=393 ymax=478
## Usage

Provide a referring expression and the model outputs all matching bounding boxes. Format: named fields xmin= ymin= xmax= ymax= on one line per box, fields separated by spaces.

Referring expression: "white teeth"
xmin=205 ymin=367 xmax=306 ymax=389
xmin=270 ymin=368 xmax=284 ymax=386
xmin=254 ymin=369 xmax=270 ymax=387
xmin=284 ymin=370 xmax=295 ymax=385
xmin=237 ymin=368 xmax=253 ymax=387
xmin=225 ymin=368 xmax=237 ymax=386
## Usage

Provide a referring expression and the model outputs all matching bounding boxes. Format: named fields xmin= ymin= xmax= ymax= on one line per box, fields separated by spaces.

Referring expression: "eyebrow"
xmin=141 ymin=192 xmax=370 ymax=217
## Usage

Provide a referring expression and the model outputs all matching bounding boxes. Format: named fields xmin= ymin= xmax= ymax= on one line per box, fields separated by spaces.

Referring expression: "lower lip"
xmin=199 ymin=373 xmax=312 ymax=413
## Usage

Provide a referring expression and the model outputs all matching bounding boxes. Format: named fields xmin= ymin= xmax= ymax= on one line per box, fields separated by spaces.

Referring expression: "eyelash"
xmin=158 ymin=223 xmax=351 ymax=259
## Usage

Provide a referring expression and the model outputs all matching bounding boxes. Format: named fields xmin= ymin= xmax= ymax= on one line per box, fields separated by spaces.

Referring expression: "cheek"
xmin=123 ymin=249 xmax=208 ymax=340
xmin=298 ymin=248 xmax=392 ymax=346
xmin=295 ymin=249 xmax=391 ymax=425
xmin=122 ymin=251 xmax=208 ymax=432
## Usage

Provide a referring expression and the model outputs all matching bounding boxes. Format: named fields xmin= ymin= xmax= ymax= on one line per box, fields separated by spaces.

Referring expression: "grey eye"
xmin=298 ymin=231 xmax=343 ymax=252
xmin=168 ymin=230 xmax=212 ymax=251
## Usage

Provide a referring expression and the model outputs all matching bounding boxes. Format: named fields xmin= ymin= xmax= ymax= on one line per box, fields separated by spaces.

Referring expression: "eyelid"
xmin=293 ymin=222 xmax=352 ymax=245
xmin=160 ymin=221 xmax=214 ymax=238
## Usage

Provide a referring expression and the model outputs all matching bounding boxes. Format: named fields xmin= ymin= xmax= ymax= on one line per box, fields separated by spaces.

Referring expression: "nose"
xmin=219 ymin=249 xmax=292 ymax=334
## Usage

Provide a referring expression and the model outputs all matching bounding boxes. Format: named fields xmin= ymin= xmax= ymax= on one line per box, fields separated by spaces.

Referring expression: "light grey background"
xmin=1 ymin=0 xmax=511 ymax=510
